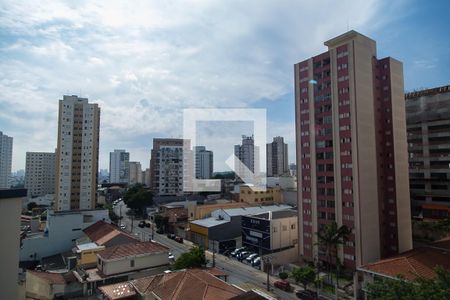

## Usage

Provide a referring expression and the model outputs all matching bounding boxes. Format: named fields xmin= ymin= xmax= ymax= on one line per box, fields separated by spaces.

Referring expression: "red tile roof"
xmin=97 ymin=241 xmax=169 ymax=260
xmin=98 ymin=269 xmax=243 ymax=300
xmin=83 ymin=220 xmax=138 ymax=246
xmin=98 ymin=282 xmax=137 ymax=300
xmin=27 ymin=271 xmax=66 ymax=285
xmin=360 ymin=239 xmax=450 ymax=281
xmin=132 ymin=269 xmax=243 ymax=300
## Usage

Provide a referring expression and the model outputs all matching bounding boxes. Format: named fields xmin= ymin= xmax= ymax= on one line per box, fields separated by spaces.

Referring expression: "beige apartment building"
xmin=25 ymin=151 xmax=56 ymax=198
xmin=295 ymin=30 xmax=412 ymax=269
xmin=55 ymin=95 xmax=100 ymax=211
xmin=239 ymin=184 xmax=282 ymax=204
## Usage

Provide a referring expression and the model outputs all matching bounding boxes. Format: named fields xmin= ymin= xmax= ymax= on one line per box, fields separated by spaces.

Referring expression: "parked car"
xmin=230 ymin=247 xmax=245 ymax=257
xmin=295 ymin=290 xmax=316 ymax=300
xmin=138 ymin=221 xmax=145 ymax=228
xmin=119 ymin=224 xmax=126 ymax=230
xmin=156 ymin=228 xmax=164 ymax=234
xmin=252 ymin=256 xmax=261 ymax=267
xmin=274 ymin=280 xmax=291 ymax=292
xmin=245 ymin=253 xmax=258 ymax=263
xmin=167 ymin=233 xmax=176 ymax=239
xmin=168 ymin=252 xmax=175 ymax=261
xmin=237 ymin=251 xmax=249 ymax=261
xmin=145 ymin=222 xmax=151 ymax=228
xmin=222 ymin=249 xmax=233 ymax=257
xmin=174 ymin=236 xmax=183 ymax=243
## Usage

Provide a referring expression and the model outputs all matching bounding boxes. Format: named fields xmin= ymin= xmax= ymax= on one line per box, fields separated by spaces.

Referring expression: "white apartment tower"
xmin=0 ymin=131 xmax=13 ymax=189
xmin=234 ymin=135 xmax=259 ymax=178
xmin=55 ymin=95 xmax=100 ymax=211
xmin=25 ymin=152 xmax=56 ymax=198
xmin=267 ymin=136 xmax=289 ymax=177
xmin=195 ymin=146 xmax=213 ymax=179
xmin=109 ymin=149 xmax=130 ymax=184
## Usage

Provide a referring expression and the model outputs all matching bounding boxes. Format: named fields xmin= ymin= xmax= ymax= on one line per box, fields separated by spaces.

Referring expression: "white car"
xmin=168 ymin=252 xmax=175 ymax=261
xmin=120 ymin=224 xmax=126 ymax=230
xmin=246 ymin=253 xmax=258 ymax=263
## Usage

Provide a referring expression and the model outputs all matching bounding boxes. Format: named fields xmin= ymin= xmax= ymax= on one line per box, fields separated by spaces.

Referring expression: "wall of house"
xmin=270 ymin=216 xmax=298 ymax=250
xmin=25 ymin=272 xmax=65 ymax=300
xmin=20 ymin=209 xmax=109 ymax=261
xmin=239 ymin=186 xmax=282 ymax=204
xmin=79 ymin=248 xmax=104 ymax=266
xmin=101 ymin=252 xmax=169 ymax=276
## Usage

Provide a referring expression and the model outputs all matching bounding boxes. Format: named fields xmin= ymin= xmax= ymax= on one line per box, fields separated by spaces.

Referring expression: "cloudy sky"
xmin=1 ymin=0 xmax=449 ymax=172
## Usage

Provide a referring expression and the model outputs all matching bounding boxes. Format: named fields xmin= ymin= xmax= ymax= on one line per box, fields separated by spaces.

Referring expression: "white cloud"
xmin=0 ymin=0 xmax=401 ymax=170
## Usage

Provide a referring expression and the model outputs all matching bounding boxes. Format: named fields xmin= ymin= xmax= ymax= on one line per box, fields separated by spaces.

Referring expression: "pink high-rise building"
xmin=294 ymin=31 xmax=412 ymax=269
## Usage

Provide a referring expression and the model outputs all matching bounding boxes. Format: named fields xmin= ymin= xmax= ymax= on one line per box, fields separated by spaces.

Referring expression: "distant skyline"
xmin=1 ymin=0 xmax=449 ymax=171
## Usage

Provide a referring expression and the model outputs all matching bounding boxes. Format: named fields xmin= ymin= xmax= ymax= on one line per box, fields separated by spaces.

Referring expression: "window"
xmin=130 ymin=259 xmax=135 ymax=267
xmin=282 ymin=225 xmax=287 ymax=231
xmin=273 ymin=227 xmax=278 ymax=233
xmin=291 ymin=224 xmax=296 ymax=229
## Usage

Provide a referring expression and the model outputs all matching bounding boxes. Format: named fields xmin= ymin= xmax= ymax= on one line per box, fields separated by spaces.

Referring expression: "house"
xmin=82 ymin=220 xmax=138 ymax=247
xmin=189 ymin=204 xmax=292 ymax=251
xmin=355 ymin=238 xmax=450 ymax=299
xmin=98 ymin=268 xmax=244 ymax=300
xmin=75 ymin=242 xmax=105 ymax=267
xmin=73 ymin=241 xmax=170 ymax=296
xmin=241 ymin=209 xmax=298 ymax=255
xmin=188 ymin=202 xmax=251 ymax=221
xmin=20 ymin=209 xmax=110 ymax=262
xmin=25 ymin=270 xmax=82 ymax=299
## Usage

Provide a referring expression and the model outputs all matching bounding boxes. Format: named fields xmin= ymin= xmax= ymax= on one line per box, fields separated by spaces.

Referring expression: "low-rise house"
xmin=356 ymin=238 xmax=450 ymax=298
xmin=26 ymin=270 xmax=82 ymax=299
xmin=82 ymin=220 xmax=138 ymax=247
xmin=75 ymin=242 xmax=105 ymax=267
xmin=188 ymin=202 xmax=251 ymax=221
xmin=189 ymin=204 xmax=292 ymax=251
xmin=98 ymin=268 xmax=244 ymax=300
xmin=73 ymin=241 xmax=170 ymax=296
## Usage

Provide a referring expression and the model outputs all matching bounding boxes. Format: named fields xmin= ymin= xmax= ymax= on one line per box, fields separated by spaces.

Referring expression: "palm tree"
xmin=315 ymin=222 xmax=351 ymax=285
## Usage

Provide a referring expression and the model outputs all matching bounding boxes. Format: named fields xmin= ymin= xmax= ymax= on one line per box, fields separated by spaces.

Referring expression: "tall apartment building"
xmin=55 ymin=95 xmax=100 ymax=211
xmin=295 ymin=31 xmax=412 ymax=269
xmin=267 ymin=136 xmax=289 ymax=177
xmin=142 ymin=168 xmax=151 ymax=187
xmin=195 ymin=146 xmax=213 ymax=179
xmin=129 ymin=161 xmax=143 ymax=185
xmin=109 ymin=149 xmax=130 ymax=184
xmin=234 ymin=135 xmax=259 ymax=178
xmin=406 ymin=85 xmax=450 ymax=218
xmin=150 ymin=139 xmax=190 ymax=196
xmin=0 ymin=131 xmax=13 ymax=189
xmin=25 ymin=152 xmax=56 ymax=198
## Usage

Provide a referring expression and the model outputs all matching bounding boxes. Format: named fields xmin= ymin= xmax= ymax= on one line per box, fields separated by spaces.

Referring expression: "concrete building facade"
xmin=405 ymin=85 xmax=450 ymax=218
xmin=0 ymin=131 xmax=13 ymax=188
xmin=55 ymin=95 xmax=100 ymax=211
xmin=295 ymin=30 xmax=412 ymax=269
xmin=109 ymin=149 xmax=130 ymax=184
xmin=195 ymin=146 xmax=213 ymax=179
xmin=129 ymin=161 xmax=143 ymax=185
xmin=234 ymin=135 xmax=259 ymax=178
xmin=25 ymin=152 xmax=56 ymax=198
xmin=150 ymin=138 xmax=190 ymax=196
xmin=267 ymin=136 xmax=289 ymax=177
xmin=0 ymin=189 xmax=26 ymax=300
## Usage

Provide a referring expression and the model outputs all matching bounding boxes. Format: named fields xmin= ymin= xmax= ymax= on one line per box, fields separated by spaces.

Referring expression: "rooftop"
xmin=76 ymin=242 xmax=104 ymax=252
xmin=98 ymin=241 xmax=169 ymax=260
xmin=405 ymin=85 xmax=450 ymax=99
xmin=359 ymin=238 xmax=450 ymax=281
xmin=99 ymin=282 xmax=136 ymax=300
xmin=83 ymin=220 xmax=138 ymax=246
xmin=251 ymin=209 xmax=297 ymax=220
xmin=99 ymin=269 xmax=243 ymax=300
xmin=27 ymin=270 xmax=77 ymax=285
xmin=190 ymin=217 xmax=229 ymax=228
xmin=0 ymin=188 xmax=27 ymax=199
xmin=222 ymin=204 xmax=292 ymax=217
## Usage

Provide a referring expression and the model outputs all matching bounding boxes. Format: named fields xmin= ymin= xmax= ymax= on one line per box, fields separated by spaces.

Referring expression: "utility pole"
xmin=212 ymin=240 xmax=216 ymax=268
xmin=151 ymin=222 xmax=154 ymax=240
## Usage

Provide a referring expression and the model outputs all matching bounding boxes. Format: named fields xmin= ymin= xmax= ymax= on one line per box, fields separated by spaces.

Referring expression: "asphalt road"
xmin=115 ymin=204 xmax=298 ymax=300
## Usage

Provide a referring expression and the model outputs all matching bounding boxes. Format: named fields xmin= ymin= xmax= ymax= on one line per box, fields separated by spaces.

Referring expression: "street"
xmin=115 ymin=203 xmax=298 ymax=299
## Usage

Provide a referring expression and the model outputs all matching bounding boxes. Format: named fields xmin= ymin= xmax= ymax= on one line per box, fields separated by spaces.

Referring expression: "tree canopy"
xmin=123 ymin=184 xmax=153 ymax=215
xmin=366 ymin=266 xmax=450 ymax=300
xmin=173 ymin=246 xmax=208 ymax=270
xmin=291 ymin=265 xmax=316 ymax=290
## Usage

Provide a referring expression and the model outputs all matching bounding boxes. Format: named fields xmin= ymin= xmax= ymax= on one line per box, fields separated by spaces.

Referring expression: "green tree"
xmin=173 ymin=246 xmax=208 ymax=270
xmin=315 ymin=222 xmax=351 ymax=284
xmin=291 ymin=265 xmax=316 ymax=291
xmin=154 ymin=214 xmax=169 ymax=232
xmin=367 ymin=266 xmax=450 ymax=300
xmin=123 ymin=184 xmax=153 ymax=215
xmin=27 ymin=201 xmax=37 ymax=211
xmin=279 ymin=272 xmax=289 ymax=280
